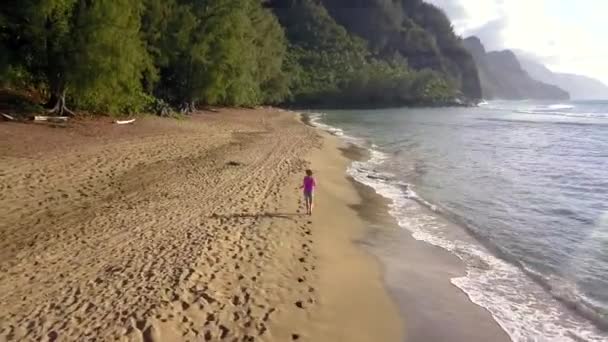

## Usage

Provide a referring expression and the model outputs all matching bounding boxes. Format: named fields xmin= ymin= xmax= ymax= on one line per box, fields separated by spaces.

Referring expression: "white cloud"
xmin=427 ymin=0 xmax=608 ymax=84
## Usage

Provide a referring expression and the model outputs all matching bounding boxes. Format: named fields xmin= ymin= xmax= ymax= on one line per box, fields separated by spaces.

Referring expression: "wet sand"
xmin=343 ymin=144 xmax=511 ymax=342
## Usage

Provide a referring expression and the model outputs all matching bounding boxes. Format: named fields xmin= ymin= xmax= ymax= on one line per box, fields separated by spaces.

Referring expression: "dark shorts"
xmin=303 ymin=190 xmax=313 ymax=200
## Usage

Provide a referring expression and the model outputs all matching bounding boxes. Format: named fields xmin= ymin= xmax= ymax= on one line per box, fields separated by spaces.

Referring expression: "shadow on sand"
xmin=209 ymin=212 xmax=305 ymax=220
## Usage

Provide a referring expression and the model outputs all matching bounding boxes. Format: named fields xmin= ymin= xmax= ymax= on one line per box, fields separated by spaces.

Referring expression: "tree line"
xmin=0 ymin=0 xmax=475 ymax=115
xmin=272 ymin=0 xmax=459 ymax=108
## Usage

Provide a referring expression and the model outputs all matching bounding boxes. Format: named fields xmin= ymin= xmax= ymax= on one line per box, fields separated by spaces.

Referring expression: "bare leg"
xmin=304 ymin=196 xmax=312 ymax=215
xmin=310 ymin=197 xmax=314 ymax=215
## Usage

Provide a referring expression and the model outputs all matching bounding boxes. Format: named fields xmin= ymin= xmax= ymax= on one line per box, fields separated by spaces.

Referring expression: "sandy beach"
xmin=0 ymin=108 xmax=402 ymax=341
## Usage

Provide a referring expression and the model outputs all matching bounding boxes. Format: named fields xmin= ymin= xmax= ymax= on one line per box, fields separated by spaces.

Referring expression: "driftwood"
xmin=34 ymin=115 xmax=69 ymax=122
xmin=1 ymin=113 xmax=16 ymax=121
xmin=114 ymin=119 xmax=136 ymax=125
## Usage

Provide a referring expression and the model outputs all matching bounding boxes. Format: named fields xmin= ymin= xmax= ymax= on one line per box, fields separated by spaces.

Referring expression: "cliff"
xmin=517 ymin=55 xmax=608 ymax=100
xmin=463 ymin=36 xmax=569 ymax=100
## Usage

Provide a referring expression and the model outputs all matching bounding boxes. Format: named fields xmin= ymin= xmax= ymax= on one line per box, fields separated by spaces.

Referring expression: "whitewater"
xmin=307 ymin=100 xmax=608 ymax=341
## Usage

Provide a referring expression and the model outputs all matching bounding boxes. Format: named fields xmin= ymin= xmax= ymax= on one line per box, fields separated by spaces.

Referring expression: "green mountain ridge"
xmin=270 ymin=0 xmax=482 ymax=107
xmin=319 ymin=0 xmax=481 ymax=99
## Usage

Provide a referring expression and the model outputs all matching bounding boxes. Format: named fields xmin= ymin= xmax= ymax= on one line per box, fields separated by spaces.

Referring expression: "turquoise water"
xmin=309 ymin=100 xmax=608 ymax=341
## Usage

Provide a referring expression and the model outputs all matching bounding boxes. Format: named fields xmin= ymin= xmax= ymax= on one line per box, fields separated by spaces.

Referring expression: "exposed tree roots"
xmin=180 ymin=101 xmax=196 ymax=114
xmin=46 ymin=92 xmax=75 ymax=116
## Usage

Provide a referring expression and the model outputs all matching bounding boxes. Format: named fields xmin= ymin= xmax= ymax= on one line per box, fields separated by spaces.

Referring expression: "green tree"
xmin=8 ymin=0 xmax=149 ymax=114
xmin=411 ymin=69 xmax=456 ymax=103
xmin=0 ymin=9 xmax=8 ymax=78
xmin=247 ymin=2 xmax=289 ymax=104
xmin=140 ymin=0 xmax=177 ymax=93
xmin=146 ymin=0 xmax=288 ymax=110
xmin=155 ymin=0 xmax=248 ymax=110
xmin=0 ymin=2 xmax=28 ymax=87
xmin=197 ymin=0 xmax=256 ymax=106
xmin=70 ymin=0 xmax=151 ymax=113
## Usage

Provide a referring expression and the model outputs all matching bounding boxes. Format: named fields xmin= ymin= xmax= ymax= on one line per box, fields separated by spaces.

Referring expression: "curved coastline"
xmin=304 ymin=110 xmax=608 ymax=342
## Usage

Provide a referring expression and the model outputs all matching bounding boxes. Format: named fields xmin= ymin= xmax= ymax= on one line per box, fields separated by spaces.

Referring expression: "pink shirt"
xmin=303 ymin=176 xmax=316 ymax=193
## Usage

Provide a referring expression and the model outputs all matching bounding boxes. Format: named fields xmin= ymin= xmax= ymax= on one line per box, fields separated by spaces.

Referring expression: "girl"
xmin=300 ymin=169 xmax=316 ymax=215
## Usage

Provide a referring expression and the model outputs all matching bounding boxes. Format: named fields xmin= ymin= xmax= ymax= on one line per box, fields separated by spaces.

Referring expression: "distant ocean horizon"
xmin=307 ymin=100 xmax=608 ymax=341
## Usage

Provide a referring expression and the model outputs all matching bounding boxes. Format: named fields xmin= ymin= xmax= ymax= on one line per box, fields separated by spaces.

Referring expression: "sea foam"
xmin=307 ymin=111 xmax=608 ymax=342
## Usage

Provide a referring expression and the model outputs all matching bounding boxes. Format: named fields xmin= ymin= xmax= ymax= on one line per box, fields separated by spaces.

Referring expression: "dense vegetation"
xmin=0 ymin=0 xmax=480 ymax=115
xmin=272 ymin=0 xmax=460 ymax=107
xmin=317 ymin=0 xmax=481 ymax=100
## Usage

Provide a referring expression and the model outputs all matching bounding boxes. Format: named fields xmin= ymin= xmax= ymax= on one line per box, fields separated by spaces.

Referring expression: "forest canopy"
xmin=0 ymin=0 xmax=480 ymax=115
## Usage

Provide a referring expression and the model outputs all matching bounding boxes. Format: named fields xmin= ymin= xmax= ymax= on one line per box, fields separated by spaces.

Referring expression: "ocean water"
xmin=308 ymin=100 xmax=608 ymax=341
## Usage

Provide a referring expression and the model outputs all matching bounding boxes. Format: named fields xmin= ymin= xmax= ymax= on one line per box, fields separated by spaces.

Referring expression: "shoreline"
xmin=339 ymin=143 xmax=511 ymax=342
xmin=301 ymin=109 xmax=510 ymax=341
xmin=308 ymin=107 xmax=608 ymax=341
xmin=290 ymin=128 xmax=404 ymax=341
xmin=0 ymin=106 xmax=521 ymax=341
xmin=0 ymin=108 xmax=404 ymax=341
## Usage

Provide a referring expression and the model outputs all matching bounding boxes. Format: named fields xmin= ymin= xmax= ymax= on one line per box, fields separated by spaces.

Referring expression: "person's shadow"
xmin=209 ymin=212 xmax=305 ymax=220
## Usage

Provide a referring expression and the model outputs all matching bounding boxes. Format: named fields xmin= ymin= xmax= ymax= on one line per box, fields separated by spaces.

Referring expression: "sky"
xmin=426 ymin=0 xmax=608 ymax=84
